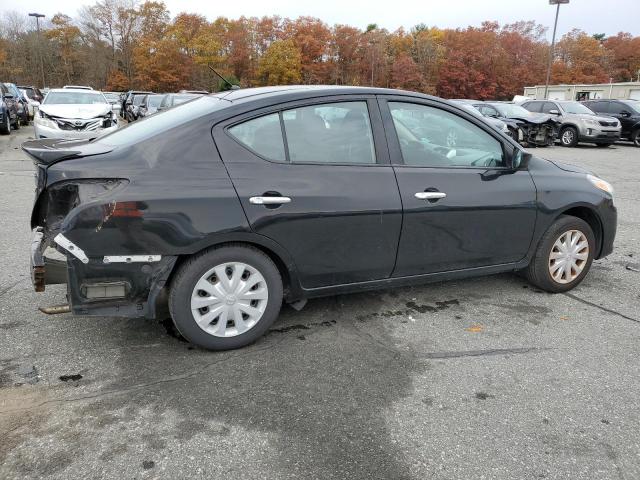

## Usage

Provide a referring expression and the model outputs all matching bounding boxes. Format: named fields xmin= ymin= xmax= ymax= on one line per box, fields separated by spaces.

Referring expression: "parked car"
xmin=157 ymin=93 xmax=202 ymax=112
xmin=582 ymin=99 xmax=640 ymax=147
xmin=521 ymin=100 xmax=620 ymax=147
xmin=121 ymin=90 xmax=153 ymax=118
xmin=25 ymin=87 xmax=617 ymax=351
xmin=19 ymin=88 xmax=38 ymax=120
xmin=63 ymin=85 xmax=93 ymax=90
xmin=34 ymin=88 xmax=118 ymax=140
xmin=125 ymin=94 xmax=148 ymax=122
xmin=4 ymin=83 xmax=29 ymax=125
xmin=18 ymin=85 xmax=44 ymax=103
xmin=137 ymin=94 xmax=166 ymax=119
xmin=0 ymin=83 xmax=19 ymax=133
xmin=449 ymin=99 xmax=512 ymax=137
xmin=102 ymin=92 xmax=122 ymax=117
xmin=479 ymin=102 xmax=559 ymax=147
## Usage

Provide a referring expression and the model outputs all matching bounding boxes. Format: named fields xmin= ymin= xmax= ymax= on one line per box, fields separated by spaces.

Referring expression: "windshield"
xmin=148 ymin=95 xmax=164 ymax=107
xmin=491 ymin=103 xmax=530 ymax=117
xmin=44 ymin=91 xmax=107 ymax=105
xmin=562 ymin=102 xmax=595 ymax=115
xmin=96 ymin=96 xmax=227 ymax=147
xmin=622 ymin=100 xmax=640 ymax=113
xmin=103 ymin=93 xmax=119 ymax=102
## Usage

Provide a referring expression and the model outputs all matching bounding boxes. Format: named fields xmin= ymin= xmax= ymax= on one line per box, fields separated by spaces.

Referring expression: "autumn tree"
xmin=390 ymin=53 xmax=425 ymax=91
xmin=45 ymin=14 xmax=82 ymax=84
xmin=604 ymin=32 xmax=640 ymax=82
xmin=257 ymin=39 xmax=302 ymax=85
xmin=553 ymin=29 xmax=610 ymax=84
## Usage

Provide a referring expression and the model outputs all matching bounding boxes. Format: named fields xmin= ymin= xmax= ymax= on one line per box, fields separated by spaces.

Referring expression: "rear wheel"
xmin=560 ymin=126 xmax=578 ymax=147
xmin=12 ymin=116 xmax=20 ymax=130
xmin=525 ymin=216 xmax=595 ymax=293
xmin=169 ymin=245 xmax=283 ymax=350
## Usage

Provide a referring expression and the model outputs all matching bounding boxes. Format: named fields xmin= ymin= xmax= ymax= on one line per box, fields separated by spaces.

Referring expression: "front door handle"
xmin=249 ymin=196 xmax=292 ymax=205
xmin=415 ymin=192 xmax=446 ymax=200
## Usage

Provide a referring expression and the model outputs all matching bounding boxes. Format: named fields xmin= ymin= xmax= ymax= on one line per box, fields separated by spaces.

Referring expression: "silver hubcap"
xmin=190 ymin=262 xmax=268 ymax=337
xmin=548 ymin=230 xmax=589 ymax=284
xmin=562 ymin=130 xmax=574 ymax=144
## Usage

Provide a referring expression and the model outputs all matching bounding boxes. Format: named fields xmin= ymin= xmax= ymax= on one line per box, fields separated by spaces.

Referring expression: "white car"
xmin=34 ymin=89 xmax=118 ymax=140
xmin=20 ymin=89 xmax=39 ymax=119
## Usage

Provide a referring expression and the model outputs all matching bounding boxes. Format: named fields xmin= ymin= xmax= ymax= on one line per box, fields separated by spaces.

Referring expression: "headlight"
xmin=36 ymin=111 xmax=58 ymax=129
xmin=587 ymin=174 xmax=614 ymax=195
xmin=584 ymin=118 xmax=599 ymax=126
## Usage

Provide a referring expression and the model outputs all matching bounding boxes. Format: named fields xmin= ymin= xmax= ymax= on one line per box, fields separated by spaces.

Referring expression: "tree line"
xmin=1 ymin=0 xmax=639 ymax=99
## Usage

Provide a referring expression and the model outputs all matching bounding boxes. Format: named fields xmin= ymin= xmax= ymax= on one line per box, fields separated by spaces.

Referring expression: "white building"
xmin=523 ymin=82 xmax=640 ymax=101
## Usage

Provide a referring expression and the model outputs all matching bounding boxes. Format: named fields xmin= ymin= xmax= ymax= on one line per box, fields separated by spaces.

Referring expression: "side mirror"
xmin=548 ymin=109 xmax=560 ymax=115
xmin=512 ymin=149 xmax=532 ymax=169
xmin=620 ymin=110 xmax=631 ymax=117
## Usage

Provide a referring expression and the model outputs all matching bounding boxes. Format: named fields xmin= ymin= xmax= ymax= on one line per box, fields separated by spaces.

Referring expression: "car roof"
xmin=47 ymin=88 xmax=104 ymax=94
xmin=214 ymin=85 xmax=437 ymax=104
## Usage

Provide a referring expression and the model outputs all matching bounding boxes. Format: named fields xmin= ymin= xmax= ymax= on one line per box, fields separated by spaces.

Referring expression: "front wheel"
xmin=169 ymin=245 xmax=283 ymax=350
xmin=559 ymin=126 xmax=578 ymax=147
xmin=524 ymin=216 xmax=595 ymax=293
xmin=1 ymin=114 xmax=10 ymax=135
xmin=632 ymin=129 xmax=640 ymax=147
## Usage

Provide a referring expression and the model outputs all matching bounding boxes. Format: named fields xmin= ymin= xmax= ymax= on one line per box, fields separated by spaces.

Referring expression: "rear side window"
xmin=228 ymin=113 xmax=286 ymax=162
xmin=283 ymin=102 xmax=375 ymax=164
xmin=228 ymin=101 xmax=376 ymax=165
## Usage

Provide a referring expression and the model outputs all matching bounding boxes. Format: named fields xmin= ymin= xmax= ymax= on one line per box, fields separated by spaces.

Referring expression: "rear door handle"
xmin=249 ymin=196 xmax=292 ymax=205
xmin=415 ymin=192 xmax=446 ymax=200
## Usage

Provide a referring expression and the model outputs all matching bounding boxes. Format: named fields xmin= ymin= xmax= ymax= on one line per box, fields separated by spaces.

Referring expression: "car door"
xmin=213 ymin=97 xmax=403 ymax=289
xmin=378 ymin=96 xmax=537 ymax=276
xmin=607 ymin=101 xmax=633 ymax=137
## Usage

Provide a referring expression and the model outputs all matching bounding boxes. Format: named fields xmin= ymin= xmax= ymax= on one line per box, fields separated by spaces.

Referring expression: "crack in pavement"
xmin=421 ymin=347 xmax=544 ymax=359
xmin=0 ymin=279 xmax=26 ymax=298
xmin=564 ymin=292 xmax=640 ymax=324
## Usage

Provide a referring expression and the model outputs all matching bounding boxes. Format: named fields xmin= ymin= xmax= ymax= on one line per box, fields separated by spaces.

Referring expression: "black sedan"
xmin=23 ymin=86 xmax=616 ymax=350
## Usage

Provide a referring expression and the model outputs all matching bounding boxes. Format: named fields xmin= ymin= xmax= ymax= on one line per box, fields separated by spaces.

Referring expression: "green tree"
xmin=257 ymin=39 xmax=302 ymax=85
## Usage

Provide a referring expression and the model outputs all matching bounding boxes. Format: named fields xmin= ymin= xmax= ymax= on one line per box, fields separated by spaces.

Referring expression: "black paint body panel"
xmin=24 ymin=86 xmax=617 ymax=317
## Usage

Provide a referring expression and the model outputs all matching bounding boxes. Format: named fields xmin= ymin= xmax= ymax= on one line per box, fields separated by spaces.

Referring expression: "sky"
xmin=3 ymin=0 xmax=637 ymax=38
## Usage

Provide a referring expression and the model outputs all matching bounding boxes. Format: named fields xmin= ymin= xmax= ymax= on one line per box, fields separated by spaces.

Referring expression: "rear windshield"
xmin=96 ymin=96 xmax=227 ymax=147
xmin=44 ymin=91 xmax=107 ymax=105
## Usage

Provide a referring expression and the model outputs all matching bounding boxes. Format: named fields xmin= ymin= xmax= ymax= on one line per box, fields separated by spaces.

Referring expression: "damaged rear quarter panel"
xmin=40 ymin=114 xmax=252 ymax=317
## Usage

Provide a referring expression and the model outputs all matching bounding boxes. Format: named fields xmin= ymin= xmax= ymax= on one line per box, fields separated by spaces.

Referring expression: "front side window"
xmin=389 ymin=102 xmax=505 ymax=168
xmin=525 ymin=102 xmax=543 ymax=113
xmin=228 ymin=113 xmax=286 ymax=162
xmin=541 ymin=102 xmax=557 ymax=114
xmin=283 ymin=102 xmax=376 ymax=164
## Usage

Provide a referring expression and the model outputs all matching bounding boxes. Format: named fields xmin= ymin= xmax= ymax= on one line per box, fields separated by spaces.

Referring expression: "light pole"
xmin=544 ymin=0 xmax=569 ymax=99
xmin=28 ymin=13 xmax=46 ymax=88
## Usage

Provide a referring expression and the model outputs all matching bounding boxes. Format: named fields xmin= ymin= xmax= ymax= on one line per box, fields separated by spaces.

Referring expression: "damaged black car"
xmin=474 ymin=101 xmax=559 ymax=147
xmin=25 ymin=86 xmax=616 ymax=351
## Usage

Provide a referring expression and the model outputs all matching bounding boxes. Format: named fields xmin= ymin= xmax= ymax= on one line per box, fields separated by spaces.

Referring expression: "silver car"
xmin=521 ymin=100 xmax=621 ymax=147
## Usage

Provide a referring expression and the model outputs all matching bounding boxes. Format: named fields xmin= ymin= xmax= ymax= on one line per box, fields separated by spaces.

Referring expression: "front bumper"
xmin=578 ymin=126 xmax=621 ymax=143
xmin=34 ymin=121 xmax=118 ymax=140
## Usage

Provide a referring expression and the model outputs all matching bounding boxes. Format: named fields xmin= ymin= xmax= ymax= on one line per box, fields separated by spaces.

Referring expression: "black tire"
xmin=632 ymin=129 xmax=640 ymax=148
xmin=169 ymin=245 xmax=283 ymax=351
xmin=559 ymin=126 xmax=578 ymax=147
xmin=0 ymin=113 xmax=10 ymax=135
xmin=13 ymin=116 xmax=20 ymax=130
xmin=525 ymin=215 xmax=595 ymax=293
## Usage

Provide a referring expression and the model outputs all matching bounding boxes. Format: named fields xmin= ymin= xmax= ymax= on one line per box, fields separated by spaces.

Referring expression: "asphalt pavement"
xmin=1 ymin=126 xmax=639 ymax=479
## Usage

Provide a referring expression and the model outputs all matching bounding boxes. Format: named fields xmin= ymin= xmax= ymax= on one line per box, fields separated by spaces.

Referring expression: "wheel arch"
xmin=167 ymin=233 xmax=303 ymax=302
xmin=556 ymin=205 xmax=604 ymax=258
